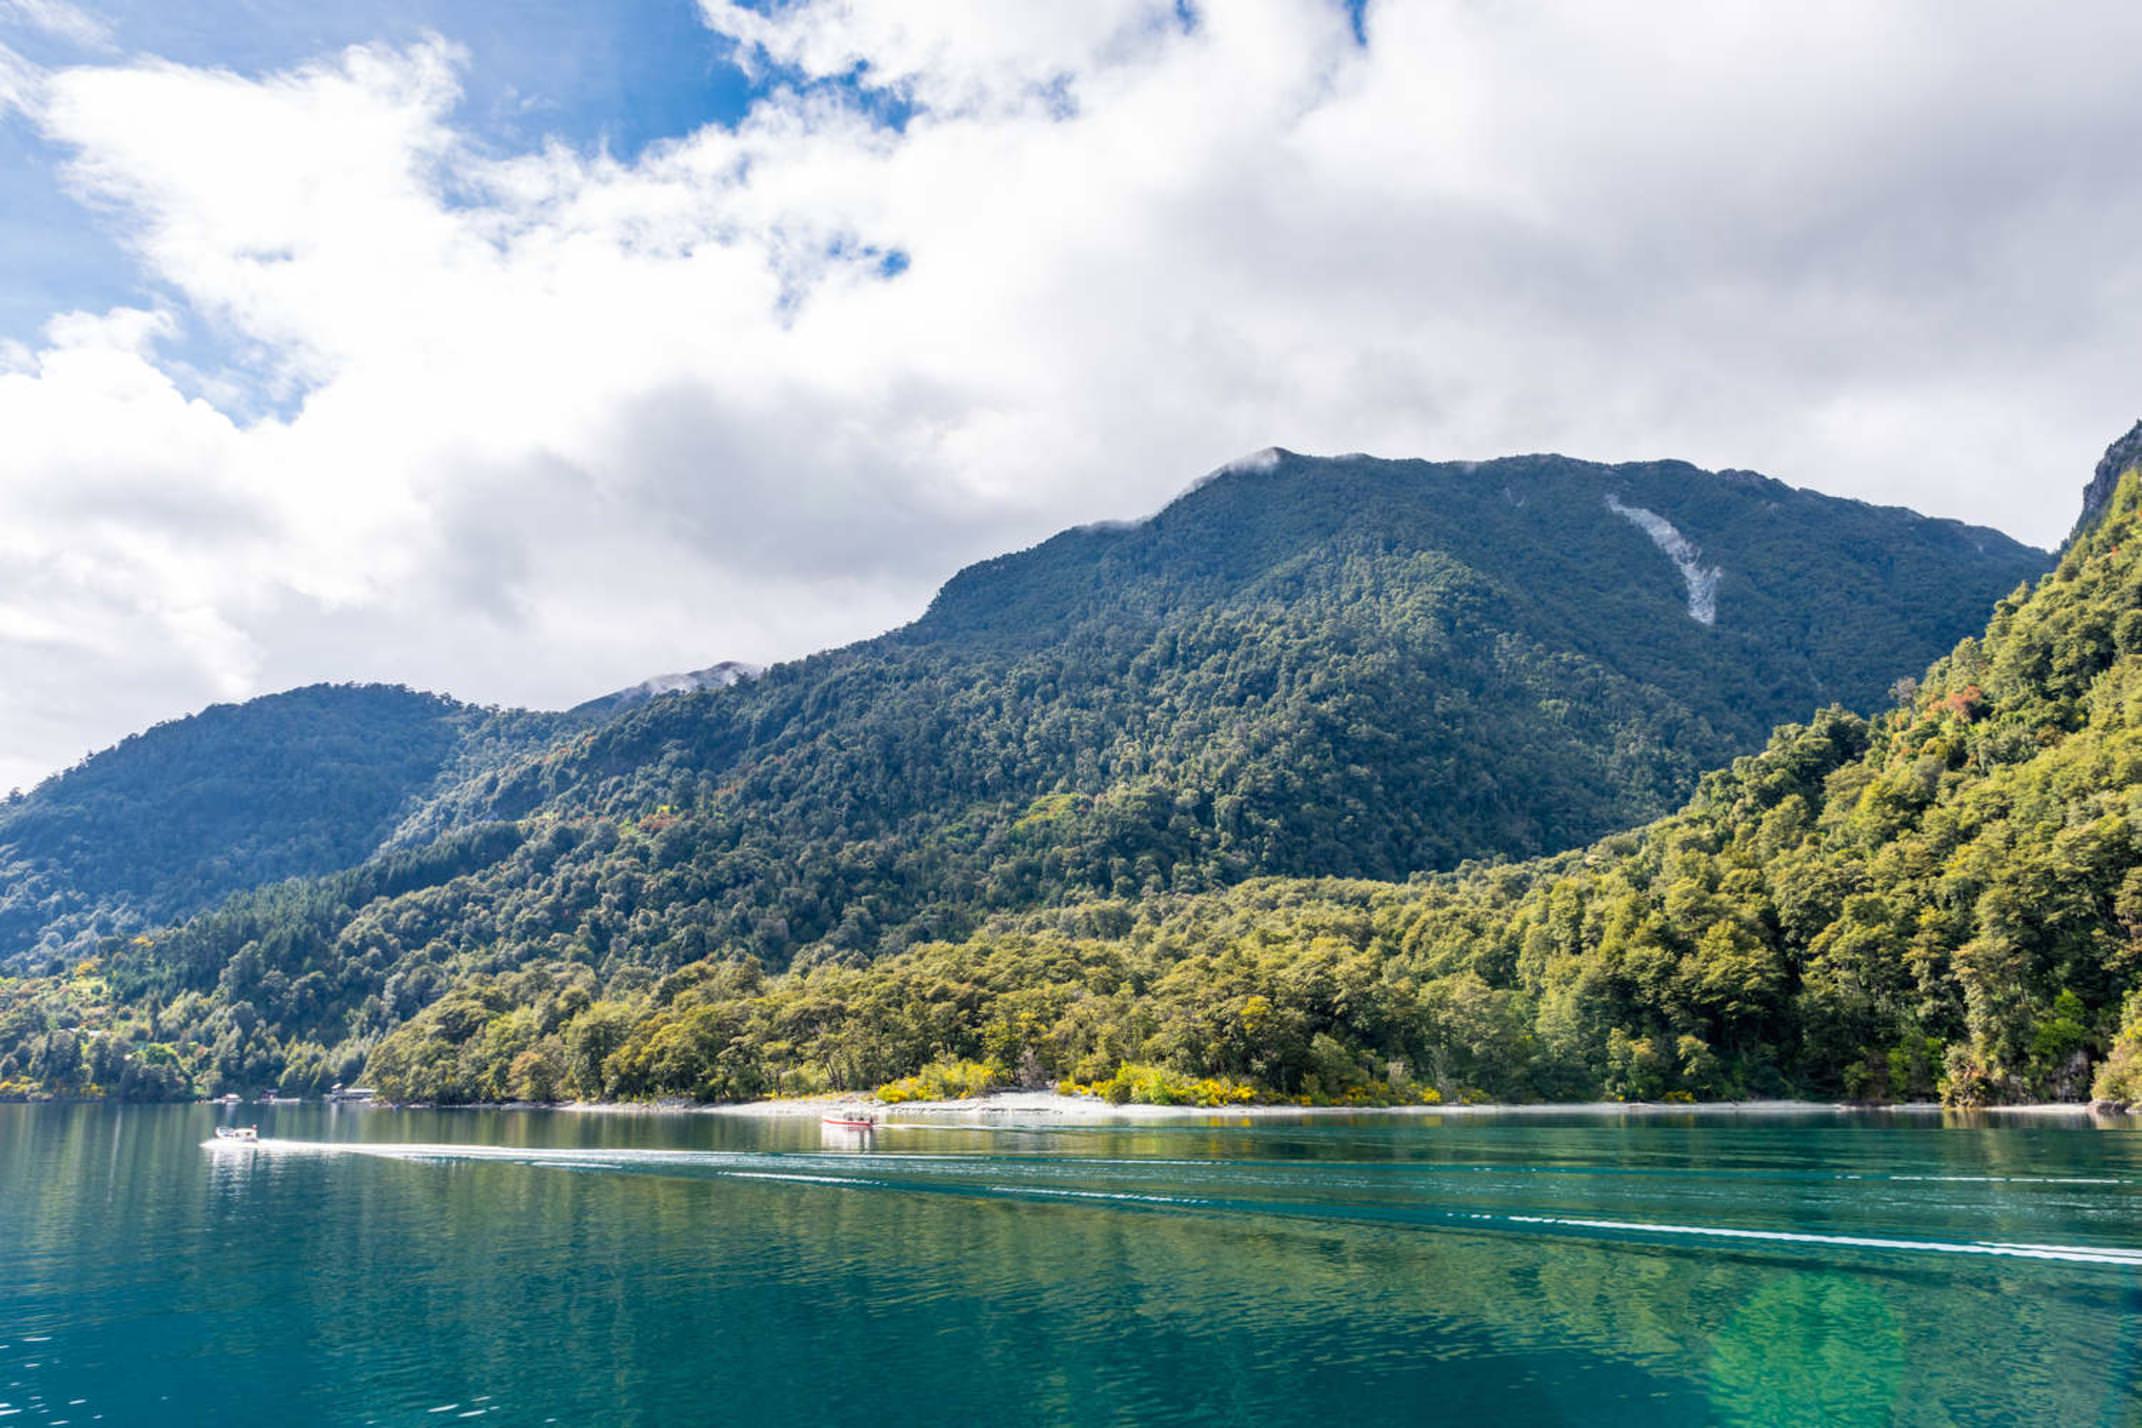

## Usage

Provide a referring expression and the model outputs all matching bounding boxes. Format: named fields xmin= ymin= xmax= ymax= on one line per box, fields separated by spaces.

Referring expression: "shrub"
xmin=876 ymin=1058 xmax=1001 ymax=1103
xmin=2092 ymin=994 xmax=2142 ymax=1104
xmin=1057 ymin=1062 xmax=1257 ymax=1107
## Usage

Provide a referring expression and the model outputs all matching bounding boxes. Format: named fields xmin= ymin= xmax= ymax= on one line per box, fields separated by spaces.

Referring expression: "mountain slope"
xmin=418 ymin=450 xmax=2041 ymax=957
xmin=0 ymin=686 xmax=567 ymax=965
xmin=2072 ymin=417 xmax=2142 ymax=539
xmin=356 ymin=449 xmax=2142 ymax=1108
xmin=0 ymin=447 xmax=2052 ymax=1099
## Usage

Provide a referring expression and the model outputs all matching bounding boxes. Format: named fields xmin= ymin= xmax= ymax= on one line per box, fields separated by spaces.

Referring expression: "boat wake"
xmin=207 ymin=1137 xmax=2142 ymax=1271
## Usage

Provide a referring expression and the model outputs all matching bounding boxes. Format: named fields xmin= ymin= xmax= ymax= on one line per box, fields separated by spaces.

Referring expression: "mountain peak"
xmin=572 ymin=661 xmax=764 ymax=718
xmin=1171 ymin=445 xmax=1295 ymax=500
xmin=2073 ymin=419 xmax=2142 ymax=542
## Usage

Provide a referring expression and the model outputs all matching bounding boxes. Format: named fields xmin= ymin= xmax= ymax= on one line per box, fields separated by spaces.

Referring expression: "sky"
xmin=2 ymin=0 xmax=2140 ymax=794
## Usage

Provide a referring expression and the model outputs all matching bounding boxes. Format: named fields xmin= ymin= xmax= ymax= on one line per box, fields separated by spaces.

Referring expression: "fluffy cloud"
xmin=4 ymin=0 xmax=2141 ymax=792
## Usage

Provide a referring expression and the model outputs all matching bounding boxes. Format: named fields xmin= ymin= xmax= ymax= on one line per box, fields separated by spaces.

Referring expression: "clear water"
xmin=1 ymin=1104 xmax=2138 ymax=1426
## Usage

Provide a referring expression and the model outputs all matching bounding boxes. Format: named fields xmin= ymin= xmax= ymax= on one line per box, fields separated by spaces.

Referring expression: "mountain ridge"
xmin=569 ymin=661 xmax=765 ymax=720
xmin=349 ymin=447 xmax=2142 ymax=1109
xmin=0 ymin=449 xmax=2047 ymax=975
xmin=2075 ymin=418 xmax=2142 ymax=540
xmin=0 ymin=685 xmax=575 ymax=965
xmin=0 ymin=441 xmax=2073 ymax=1106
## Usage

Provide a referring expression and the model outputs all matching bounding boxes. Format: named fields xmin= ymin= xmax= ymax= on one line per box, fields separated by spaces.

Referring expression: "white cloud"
xmin=700 ymin=0 xmax=1183 ymax=116
xmin=0 ymin=38 xmax=43 ymax=109
xmin=0 ymin=0 xmax=111 ymax=52
xmin=4 ymin=0 xmax=2142 ymax=792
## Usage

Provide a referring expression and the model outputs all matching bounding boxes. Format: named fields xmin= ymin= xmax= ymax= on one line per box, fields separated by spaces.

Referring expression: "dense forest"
xmin=350 ymin=467 xmax=2142 ymax=1107
xmin=0 ymin=686 xmax=570 ymax=965
xmin=0 ymin=447 xmax=2086 ymax=1106
xmin=439 ymin=452 xmax=2047 ymax=932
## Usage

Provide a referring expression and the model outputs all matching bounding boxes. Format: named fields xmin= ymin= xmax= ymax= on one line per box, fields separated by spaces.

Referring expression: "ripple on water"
xmin=6 ymin=1104 xmax=2140 ymax=1426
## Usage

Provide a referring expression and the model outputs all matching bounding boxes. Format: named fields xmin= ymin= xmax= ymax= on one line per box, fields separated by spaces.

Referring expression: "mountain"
xmin=569 ymin=661 xmax=765 ymax=720
xmin=0 ymin=686 xmax=568 ymax=966
xmin=348 ymin=436 xmax=2142 ymax=1110
xmin=2075 ymin=418 xmax=2142 ymax=538
xmin=0 ymin=664 xmax=777 ymax=968
xmin=471 ymin=447 xmax=2043 ymax=871
xmin=304 ymin=449 xmax=2045 ymax=982
xmin=4 ymin=450 xmax=2042 ymax=980
xmin=0 ymin=446 xmax=2053 ymax=1100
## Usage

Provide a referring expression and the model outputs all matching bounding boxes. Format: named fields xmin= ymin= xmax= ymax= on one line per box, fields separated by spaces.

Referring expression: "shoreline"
xmin=12 ymin=1091 xmax=2127 ymax=1121
xmin=420 ymin=1091 xmax=2130 ymax=1124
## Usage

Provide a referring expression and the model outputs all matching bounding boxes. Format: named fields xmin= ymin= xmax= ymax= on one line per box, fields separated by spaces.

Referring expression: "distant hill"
xmin=0 ymin=686 xmax=567 ymax=965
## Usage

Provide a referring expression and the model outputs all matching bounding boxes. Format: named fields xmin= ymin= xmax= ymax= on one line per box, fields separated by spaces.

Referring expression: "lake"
xmin=0 ymin=1103 xmax=2137 ymax=1425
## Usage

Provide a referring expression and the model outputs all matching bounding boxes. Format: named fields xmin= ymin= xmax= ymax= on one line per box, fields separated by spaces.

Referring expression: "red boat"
xmin=821 ymin=1105 xmax=880 ymax=1130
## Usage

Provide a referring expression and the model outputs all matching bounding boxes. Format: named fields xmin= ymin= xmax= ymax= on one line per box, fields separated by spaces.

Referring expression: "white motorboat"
xmin=213 ymin=1126 xmax=260 ymax=1144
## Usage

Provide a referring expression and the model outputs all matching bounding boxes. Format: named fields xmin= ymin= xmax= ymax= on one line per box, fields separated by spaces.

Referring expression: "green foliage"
xmin=319 ymin=467 xmax=2140 ymax=1108
xmin=0 ymin=453 xmax=2074 ymax=1105
xmin=0 ymin=685 xmax=568 ymax=965
xmin=2092 ymin=992 xmax=2142 ymax=1104
xmin=1058 ymin=1064 xmax=1258 ymax=1108
xmin=876 ymin=1059 xmax=1001 ymax=1102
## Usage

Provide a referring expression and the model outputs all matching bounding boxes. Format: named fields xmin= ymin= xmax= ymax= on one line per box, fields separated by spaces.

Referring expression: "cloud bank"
xmin=3 ymin=0 xmax=2140 ymax=791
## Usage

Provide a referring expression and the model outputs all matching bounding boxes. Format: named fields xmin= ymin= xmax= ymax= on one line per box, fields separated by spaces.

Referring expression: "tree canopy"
xmin=0 ymin=451 xmax=2076 ymax=1107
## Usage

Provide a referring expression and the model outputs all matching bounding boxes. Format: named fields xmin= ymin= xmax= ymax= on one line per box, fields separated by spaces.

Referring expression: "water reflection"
xmin=202 ymin=1136 xmax=268 ymax=1196
xmin=0 ymin=1104 xmax=2136 ymax=1426
xmin=819 ymin=1122 xmax=877 ymax=1153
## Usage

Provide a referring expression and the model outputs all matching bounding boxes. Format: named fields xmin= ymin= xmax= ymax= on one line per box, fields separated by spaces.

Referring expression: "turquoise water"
xmin=1 ymin=1105 xmax=2138 ymax=1425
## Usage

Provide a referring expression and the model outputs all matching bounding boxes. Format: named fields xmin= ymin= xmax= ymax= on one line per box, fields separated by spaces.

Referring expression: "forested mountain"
xmin=354 ymin=454 xmax=2142 ymax=1108
xmin=395 ymin=450 xmax=2042 ymax=964
xmin=0 ymin=446 xmax=2057 ymax=1101
xmin=0 ymin=687 xmax=569 ymax=965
